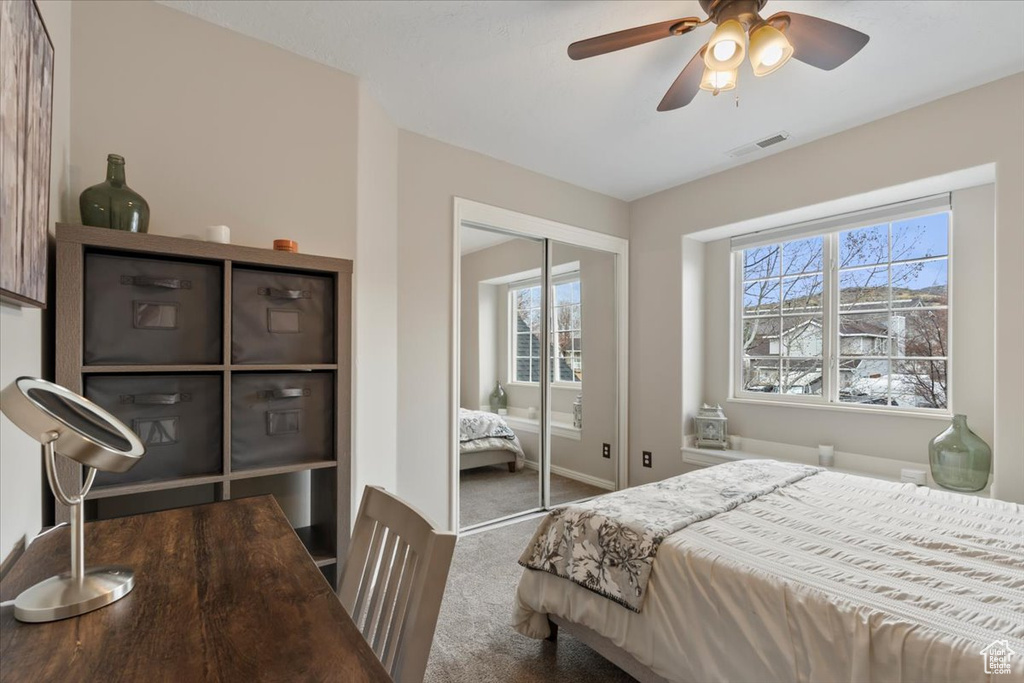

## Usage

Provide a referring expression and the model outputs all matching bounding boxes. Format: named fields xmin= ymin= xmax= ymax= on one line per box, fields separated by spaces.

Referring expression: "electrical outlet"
xmin=602 ymin=443 xmax=611 ymax=459
xmin=642 ymin=451 xmax=652 ymax=468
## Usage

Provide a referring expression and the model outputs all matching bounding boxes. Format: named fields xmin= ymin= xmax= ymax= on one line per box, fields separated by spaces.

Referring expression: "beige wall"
xmin=629 ymin=74 xmax=1024 ymax=502
xmin=398 ymin=131 xmax=629 ymax=528
xmin=353 ymin=81 xmax=399 ymax=513
xmin=70 ymin=0 xmax=358 ymax=257
xmin=0 ymin=0 xmax=72 ymax=565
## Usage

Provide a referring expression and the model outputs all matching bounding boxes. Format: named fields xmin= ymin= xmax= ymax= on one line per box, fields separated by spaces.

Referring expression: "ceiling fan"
xmin=568 ymin=0 xmax=870 ymax=111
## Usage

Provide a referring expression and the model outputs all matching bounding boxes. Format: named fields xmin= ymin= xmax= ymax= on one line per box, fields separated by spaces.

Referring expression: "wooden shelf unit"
xmin=55 ymin=223 xmax=352 ymax=587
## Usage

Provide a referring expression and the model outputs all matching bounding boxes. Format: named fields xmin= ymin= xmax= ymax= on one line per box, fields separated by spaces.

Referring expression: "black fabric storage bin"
xmin=231 ymin=268 xmax=334 ymax=364
xmin=231 ymin=372 xmax=333 ymax=470
xmin=84 ymin=253 xmax=223 ymax=365
xmin=85 ymin=375 xmax=223 ymax=486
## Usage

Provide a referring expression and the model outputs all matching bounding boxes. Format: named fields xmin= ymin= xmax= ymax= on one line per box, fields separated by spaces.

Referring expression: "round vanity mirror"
xmin=3 ymin=377 xmax=144 ymax=473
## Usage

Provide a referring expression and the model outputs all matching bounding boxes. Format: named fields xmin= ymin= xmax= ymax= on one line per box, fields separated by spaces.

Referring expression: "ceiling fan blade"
xmin=568 ymin=17 xmax=701 ymax=60
xmin=657 ymin=48 xmax=706 ymax=112
xmin=769 ymin=11 xmax=869 ymax=71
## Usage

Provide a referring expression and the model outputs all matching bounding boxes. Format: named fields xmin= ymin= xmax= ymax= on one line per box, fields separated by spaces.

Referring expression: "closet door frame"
xmin=450 ymin=198 xmax=629 ymax=532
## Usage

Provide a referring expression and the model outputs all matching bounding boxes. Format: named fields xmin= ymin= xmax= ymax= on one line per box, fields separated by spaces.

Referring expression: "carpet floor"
xmin=425 ymin=517 xmax=635 ymax=683
xmin=460 ymin=465 xmax=607 ymax=528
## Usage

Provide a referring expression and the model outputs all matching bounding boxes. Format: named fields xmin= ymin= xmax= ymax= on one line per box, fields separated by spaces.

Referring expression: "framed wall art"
xmin=0 ymin=0 xmax=54 ymax=308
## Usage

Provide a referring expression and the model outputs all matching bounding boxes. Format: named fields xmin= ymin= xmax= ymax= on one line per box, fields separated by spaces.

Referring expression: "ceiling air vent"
xmin=727 ymin=131 xmax=791 ymax=158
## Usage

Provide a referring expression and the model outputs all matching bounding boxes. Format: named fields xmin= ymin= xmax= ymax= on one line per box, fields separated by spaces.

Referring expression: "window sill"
xmin=502 ymin=413 xmax=581 ymax=441
xmin=679 ymin=444 xmax=993 ymax=498
xmin=506 ymin=381 xmax=582 ymax=391
xmin=726 ymin=396 xmax=953 ymax=421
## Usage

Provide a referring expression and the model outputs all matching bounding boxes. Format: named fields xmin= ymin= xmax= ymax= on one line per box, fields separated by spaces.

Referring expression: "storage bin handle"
xmin=258 ymin=287 xmax=311 ymax=300
xmin=121 ymin=275 xmax=192 ymax=290
xmin=257 ymin=388 xmax=311 ymax=400
xmin=120 ymin=392 xmax=192 ymax=405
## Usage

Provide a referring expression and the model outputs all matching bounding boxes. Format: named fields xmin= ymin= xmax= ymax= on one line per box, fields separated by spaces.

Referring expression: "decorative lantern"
xmin=694 ymin=403 xmax=729 ymax=450
xmin=572 ymin=394 xmax=583 ymax=429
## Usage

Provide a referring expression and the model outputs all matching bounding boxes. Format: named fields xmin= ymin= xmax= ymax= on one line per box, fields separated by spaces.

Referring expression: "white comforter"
xmin=515 ymin=470 xmax=1024 ymax=682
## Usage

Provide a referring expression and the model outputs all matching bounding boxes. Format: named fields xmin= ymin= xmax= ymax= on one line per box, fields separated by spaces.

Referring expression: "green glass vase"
xmin=79 ymin=154 xmax=150 ymax=233
xmin=928 ymin=414 xmax=991 ymax=492
xmin=489 ymin=381 xmax=507 ymax=413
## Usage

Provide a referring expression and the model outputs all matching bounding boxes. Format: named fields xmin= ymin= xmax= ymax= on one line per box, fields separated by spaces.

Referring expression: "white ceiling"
xmin=160 ymin=1 xmax=1024 ymax=201
xmin=460 ymin=226 xmax=516 ymax=255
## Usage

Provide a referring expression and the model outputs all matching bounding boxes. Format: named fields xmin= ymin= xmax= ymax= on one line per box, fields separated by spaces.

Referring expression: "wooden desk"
xmin=0 ymin=496 xmax=391 ymax=683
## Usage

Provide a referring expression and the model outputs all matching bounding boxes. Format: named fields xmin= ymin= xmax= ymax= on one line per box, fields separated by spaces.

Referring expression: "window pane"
xmin=743 ymin=358 xmax=780 ymax=393
xmin=839 ymin=266 xmax=888 ymax=311
xmin=891 ymin=213 xmax=948 ymax=261
xmin=743 ymin=280 xmax=780 ymax=315
xmin=570 ymin=304 xmax=581 ymax=330
xmin=516 ymin=332 xmax=531 ymax=361
xmin=839 ymin=312 xmax=890 ymax=357
xmin=891 ymin=259 xmax=947 ymax=308
xmin=782 ymin=237 xmax=823 ymax=276
xmin=516 ymin=357 xmax=530 ymax=382
xmin=892 ymin=360 xmax=947 ymax=409
xmin=840 ymin=224 xmax=888 ymax=268
xmin=554 ymin=282 xmax=576 ymax=306
xmin=781 ymin=359 xmax=822 ymax=395
xmin=781 ymin=275 xmax=823 ymax=313
xmin=744 ymin=246 xmax=780 ymax=281
xmin=840 ymin=361 xmax=891 ymax=405
xmin=898 ymin=309 xmax=948 ymax=358
xmin=514 ymin=288 xmax=531 ymax=311
xmin=742 ymin=318 xmax=780 ymax=356
xmin=780 ymin=316 xmax=823 ymax=357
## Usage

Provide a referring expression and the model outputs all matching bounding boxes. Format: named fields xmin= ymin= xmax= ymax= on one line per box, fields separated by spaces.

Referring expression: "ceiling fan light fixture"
xmin=699 ymin=66 xmax=738 ymax=95
xmin=748 ymin=23 xmax=794 ymax=77
xmin=704 ymin=19 xmax=746 ymax=71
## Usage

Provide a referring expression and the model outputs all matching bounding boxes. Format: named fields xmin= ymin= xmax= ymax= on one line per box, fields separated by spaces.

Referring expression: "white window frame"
xmin=732 ymin=205 xmax=953 ymax=415
xmin=508 ymin=271 xmax=582 ymax=388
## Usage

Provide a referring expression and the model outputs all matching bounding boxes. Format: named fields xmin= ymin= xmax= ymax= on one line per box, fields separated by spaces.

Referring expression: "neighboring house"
xmin=744 ymin=315 xmax=908 ymax=396
xmin=516 ymin=314 xmax=576 ymax=382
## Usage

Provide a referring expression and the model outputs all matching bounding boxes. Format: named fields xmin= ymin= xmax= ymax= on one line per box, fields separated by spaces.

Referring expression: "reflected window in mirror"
xmin=510 ymin=274 xmax=582 ymax=385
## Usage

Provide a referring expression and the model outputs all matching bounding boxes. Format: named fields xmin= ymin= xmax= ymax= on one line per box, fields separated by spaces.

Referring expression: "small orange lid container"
xmin=273 ymin=239 xmax=298 ymax=253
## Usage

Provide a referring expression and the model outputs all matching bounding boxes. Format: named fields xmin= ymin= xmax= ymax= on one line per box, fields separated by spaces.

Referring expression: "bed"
xmin=514 ymin=459 xmax=1024 ymax=683
xmin=459 ymin=408 xmax=525 ymax=473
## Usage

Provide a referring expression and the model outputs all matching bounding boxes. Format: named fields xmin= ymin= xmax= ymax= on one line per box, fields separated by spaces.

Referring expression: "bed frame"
xmin=547 ymin=616 xmax=671 ymax=683
xmin=459 ymin=448 xmax=517 ymax=473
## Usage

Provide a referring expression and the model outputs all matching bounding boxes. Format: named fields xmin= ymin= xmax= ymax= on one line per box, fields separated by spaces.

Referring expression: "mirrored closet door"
xmin=456 ymin=208 xmax=627 ymax=532
xmin=547 ymin=241 xmax=618 ymax=507
xmin=459 ymin=225 xmax=544 ymax=529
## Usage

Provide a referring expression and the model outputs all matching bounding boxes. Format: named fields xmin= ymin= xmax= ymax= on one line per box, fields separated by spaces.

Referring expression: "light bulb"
xmin=713 ymin=40 xmax=737 ymax=62
xmin=699 ymin=66 xmax=738 ymax=94
xmin=748 ymin=23 xmax=794 ymax=77
xmin=761 ymin=45 xmax=783 ymax=67
xmin=704 ymin=20 xmax=746 ymax=71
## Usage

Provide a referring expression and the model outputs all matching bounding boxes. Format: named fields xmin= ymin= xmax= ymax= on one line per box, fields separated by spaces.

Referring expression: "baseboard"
xmin=0 ymin=536 xmax=26 ymax=583
xmin=522 ymin=460 xmax=615 ymax=491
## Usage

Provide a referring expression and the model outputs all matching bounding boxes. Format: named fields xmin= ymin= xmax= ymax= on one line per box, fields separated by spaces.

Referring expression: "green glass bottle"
xmin=489 ymin=381 xmax=507 ymax=413
xmin=928 ymin=414 xmax=991 ymax=492
xmin=79 ymin=154 xmax=150 ymax=233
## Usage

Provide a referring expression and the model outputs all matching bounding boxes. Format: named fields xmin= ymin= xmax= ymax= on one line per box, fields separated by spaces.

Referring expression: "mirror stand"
xmin=13 ymin=433 xmax=135 ymax=623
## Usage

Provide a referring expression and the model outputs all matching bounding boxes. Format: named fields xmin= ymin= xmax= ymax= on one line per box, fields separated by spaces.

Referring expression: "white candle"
xmin=818 ymin=444 xmax=835 ymax=468
xmin=206 ymin=225 xmax=230 ymax=243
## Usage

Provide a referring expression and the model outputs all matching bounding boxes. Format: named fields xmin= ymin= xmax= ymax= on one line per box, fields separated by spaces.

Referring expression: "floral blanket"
xmin=459 ymin=408 xmax=515 ymax=442
xmin=518 ymin=459 xmax=822 ymax=612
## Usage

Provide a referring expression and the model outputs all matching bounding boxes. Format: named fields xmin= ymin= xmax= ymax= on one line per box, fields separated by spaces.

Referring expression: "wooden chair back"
xmin=339 ymin=486 xmax=457 ymax=683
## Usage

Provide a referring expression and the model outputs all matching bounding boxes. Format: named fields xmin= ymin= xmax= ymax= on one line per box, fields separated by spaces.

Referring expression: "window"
xmin=511 ymin=276 xmax=582 ymax=384
xmin=736 ymin=202 xmax=950 ymax=411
